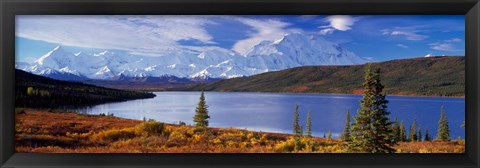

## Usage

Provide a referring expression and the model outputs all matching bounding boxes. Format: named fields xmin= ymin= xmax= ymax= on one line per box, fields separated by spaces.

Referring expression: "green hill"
xmin=181 ymin=56 xmax=465 ymax=97
xmin=16 ymin=69 xmax=156 ymax=108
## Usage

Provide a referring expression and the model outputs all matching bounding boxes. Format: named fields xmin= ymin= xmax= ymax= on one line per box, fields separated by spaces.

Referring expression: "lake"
xmin=74 ymin=91 xmax=465 ymax=139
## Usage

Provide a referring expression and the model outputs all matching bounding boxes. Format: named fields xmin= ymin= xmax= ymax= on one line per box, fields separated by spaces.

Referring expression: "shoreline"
xmin=149 ymin=90 xmax=465 ymax=99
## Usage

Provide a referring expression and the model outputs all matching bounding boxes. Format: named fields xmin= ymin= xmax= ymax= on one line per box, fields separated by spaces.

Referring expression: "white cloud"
xmin=430 ymin=43 xmax=457 ymax=51
xmin=231 ymin=17 xmax=297 ymax=55
xmin=429 ymin=38 xmax=463 ymax=51
xmin=391 ymin=31 xmax=427 ymax=40
xmin=16 ymin=15 xmax=217 ymax=56
xmin=396 ymin=44 xmax=409 ymax=48
xmin=381 ymin=26 xmax=428 ymax=41
xmin=445 ymin=38 xmax=462 ymax=43
xmin=318 ymin=15 xmax=359 ymax=35
xmin=326 ymin=15 xmax=357 ymax=31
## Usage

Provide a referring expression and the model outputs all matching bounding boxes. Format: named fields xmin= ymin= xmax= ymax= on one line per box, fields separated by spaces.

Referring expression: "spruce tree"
xmin=293 ymin=104 xmax=302 ymax=136
xmin=327 ymin=129 xmax=332 ymax=139
xmin=300 ymin=125 xmax=304 ymax=137
xmin=294 ymin=136 xmax=302 ymax=152
xmin=294 ymin=125 xmax=303 ymax=151
xmin=408 ymin=119 xmax=418 ymax=141
xmin=340 ymin=110 xmax=351 ymax=141
xmin=348 ymin=65 xmax=395 ymax=153
xmin=437 ymin=105 xmax=450 ymax=141
xmin=305 ymin=110 xmax=312 ymax=137
xmin=391 ymin=117 xmax=400 ymax=143
xmin=424 ymin=128 xmax=431 ymax=141
xmin=417 ymin=127 xmax=422 ymax=142
xmin=399 ymin=121 xmax=407 ymax=142
xmin=193 ymin=91 xmax=210 ymax=127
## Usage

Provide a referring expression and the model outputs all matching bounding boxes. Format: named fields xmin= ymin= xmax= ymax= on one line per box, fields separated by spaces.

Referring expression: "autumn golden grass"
xmin=15 ymin=109 xmax=464 ymax=153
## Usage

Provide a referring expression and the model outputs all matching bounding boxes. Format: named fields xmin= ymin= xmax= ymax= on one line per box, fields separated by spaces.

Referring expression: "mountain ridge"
xmin=179 ymin=56 xmax=465 ymax=97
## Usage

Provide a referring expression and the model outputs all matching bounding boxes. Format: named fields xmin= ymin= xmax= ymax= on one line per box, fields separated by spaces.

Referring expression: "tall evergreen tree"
xmin=305 ymin=110 xmax=312 ymax=137
xmin=408 ymin=119 xmax=418 ymax=141
xmin=391 ymin=117 xmax=400 ymax=143
xmin=300 ymin=125 xmax=304 ymax=137
xmin=417 ymin=127 xmax=422 ymax=141
xmin=348 ymin=65 xmax=395 ymax=153
xmin=399 ymin=121 xmax=407 ymax=142
xmin=193 ymin=91 xmax=210 ymax=127
xmin=340 ymin=110 xmax=351 ymax=141
xmin=294 ymin=125 xmax=303 ymax=151
xmin=293 ymin=104 xmax=302 ymax=136
xmin=437 ymin=105 xmax=450 ymax=141
xmin=424 ymin=128 xmax=431 ymax=141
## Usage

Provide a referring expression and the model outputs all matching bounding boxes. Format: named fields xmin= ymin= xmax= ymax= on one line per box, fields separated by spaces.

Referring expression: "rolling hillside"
xmin=15 ymin=69 xmax=156 ymax=108
xmin=182 ymin=56 xmax=465 ymax=97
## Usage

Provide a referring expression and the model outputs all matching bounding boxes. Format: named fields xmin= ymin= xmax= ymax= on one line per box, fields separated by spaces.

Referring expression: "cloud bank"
xmin=16 ymin=15 xmax=217 ymax=56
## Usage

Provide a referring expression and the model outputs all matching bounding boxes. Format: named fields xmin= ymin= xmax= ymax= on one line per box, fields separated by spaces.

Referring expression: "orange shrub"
xmin=90 ymin=127 xmax=137 ymax=143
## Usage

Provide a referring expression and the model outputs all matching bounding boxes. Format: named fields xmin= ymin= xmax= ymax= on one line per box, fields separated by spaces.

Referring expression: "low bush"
xmin=274 ymin=137 xmax=296 ymax=152
xmin=136 ymin=121 xmax=165 ymax=136
xmin=90 ymin=128 xmax=137 ymax=143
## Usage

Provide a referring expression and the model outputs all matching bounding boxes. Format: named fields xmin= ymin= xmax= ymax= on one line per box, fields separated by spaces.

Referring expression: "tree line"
xmin=15 ymin=69 xmax=155 ymax=108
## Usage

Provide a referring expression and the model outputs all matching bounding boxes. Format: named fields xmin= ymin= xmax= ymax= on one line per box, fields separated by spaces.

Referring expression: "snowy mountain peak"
xmin=20 ymin=33 xmax=368 ymax=81
xmin=33 ymin=45 xmax=70 ymax=67
xmin=52 ymin=45 xmax=62 ymax=51
xmin=424 ymin=53 xmax=434 ymax=57
xmin=94 ymin=66 xmax=114 ymax=78
xmin=58 ymin=66 xmax=82 ymax=76
xmin=37 ymin=46 xmax=64 ymax=60
xmin=245 ymin=33 xmax=366 ymax=65
xmin=278 ymin=33 xmax=310 ymax=43
xmin=15 ymin=61 xmax=30 ymax=70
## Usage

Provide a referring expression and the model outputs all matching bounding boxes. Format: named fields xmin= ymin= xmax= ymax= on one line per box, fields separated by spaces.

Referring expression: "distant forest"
xmin=15 ymin=69 xmax=155 ymax=108
xmin=181 ymin=56 xmax=465 ymax=97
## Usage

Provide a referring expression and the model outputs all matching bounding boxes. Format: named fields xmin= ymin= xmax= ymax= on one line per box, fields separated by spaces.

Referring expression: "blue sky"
xmin=16 ymin=15 xmax=465 ymax=63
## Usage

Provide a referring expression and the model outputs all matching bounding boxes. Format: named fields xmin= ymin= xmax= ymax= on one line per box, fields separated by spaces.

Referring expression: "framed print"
xmin=1 ymin=0 xmax=479 ymax=167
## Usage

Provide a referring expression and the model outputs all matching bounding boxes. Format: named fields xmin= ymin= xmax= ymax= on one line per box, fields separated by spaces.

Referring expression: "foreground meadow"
xmin=15 ymin=109 xmax=464 ymax=153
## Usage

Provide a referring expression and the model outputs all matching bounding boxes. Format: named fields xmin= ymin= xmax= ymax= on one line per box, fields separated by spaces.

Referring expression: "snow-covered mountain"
xmin=17 ymin=33 xmax=368 ymax=81
xmin=424 ymin=54 xmax=434 ymax=57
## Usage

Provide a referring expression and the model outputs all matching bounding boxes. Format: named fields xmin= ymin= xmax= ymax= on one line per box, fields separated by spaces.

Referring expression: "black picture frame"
xmin=1 ymin=0 xmax=479 ymax=167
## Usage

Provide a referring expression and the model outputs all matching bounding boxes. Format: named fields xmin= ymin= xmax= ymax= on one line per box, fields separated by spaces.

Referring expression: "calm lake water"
xmin=74 ymin=91 xmax=465 ymax=139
